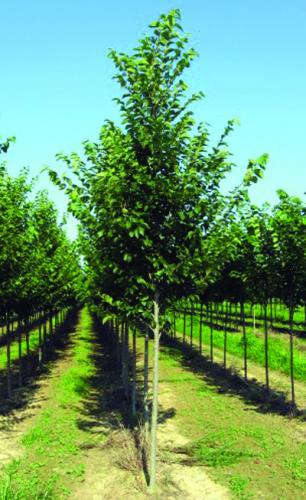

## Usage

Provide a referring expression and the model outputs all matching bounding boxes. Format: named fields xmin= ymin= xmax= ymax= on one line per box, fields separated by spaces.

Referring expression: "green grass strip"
xmin=0 ymin=308 xmax=99 ymax=500
xmin=175 ymin=313 xmax=306 ymax=382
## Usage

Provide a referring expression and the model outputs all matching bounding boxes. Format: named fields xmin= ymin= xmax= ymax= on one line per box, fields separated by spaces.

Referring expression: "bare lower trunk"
xmin=183 ymin=309 xmax=186 ymax=345
xmin=190 ymin=305 xmax=193 ymax=348
xmin=144 ymin=326 xmax=149 ymax=443
xmin=289 ymin=306 xmax=295 ymax=405
xmin=149 ymin=292 xmax=160 ymax=493
xmin=131 ymin=327 xmax=137 ymax=416
xmin=6 ymin=313 xmax=12 ymax=399
xmin=18 ymin=318 xmax=22 ymax=387
xmin=224 ymin=302 xmax=228 ymax=369
xmin=38 ymin=318 xmax=43 ymax=367
xmin=241 ymin=302 xmax=247 ymax=381
xmin=116 ymin=319 xmax=121 ymax=369
xmin=210 ymin=303 xmax=213 ymax=361
xmin=122 ymin=322 xmax=129 ymax=399
xmin=253 ymin=305 xmax=256 ymax=334
xmin=199 ymin=303 xmax=203 ymax=355
xmin=264 ymin=304 xmax=269 ymax=391
xmin=26 ymin=319 xmax=30 ymax=376
xmin=173 ymin=311 xmax=176 ymax=339
xmin=43 ymin=320 xmax=47 ymax=358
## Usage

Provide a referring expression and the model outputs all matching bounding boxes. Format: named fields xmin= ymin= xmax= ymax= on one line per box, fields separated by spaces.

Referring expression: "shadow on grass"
xmin=76 ymin=317 xmax=176 ymax=435
xmin=76 ymin=317 xmax=177 ymax=488
xmin=0 ymin=309 xmax=79 ymax=423
xmin=160 ymin=334 xmax=305 ymax=419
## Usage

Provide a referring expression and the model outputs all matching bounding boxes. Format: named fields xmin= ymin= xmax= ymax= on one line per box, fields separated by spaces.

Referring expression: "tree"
xmin=48 ymin=9 xmax=267 ymax=491
xmin=271 ymin=190 xmax=306 ymax=405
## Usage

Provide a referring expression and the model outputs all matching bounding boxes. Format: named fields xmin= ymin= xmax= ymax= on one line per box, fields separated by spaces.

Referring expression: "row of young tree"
xmin=203 ymin=193 xmax=306 ymax=403
xmin=0 ymin=137 xmax=82 ymax=397
xmin=47 ymin=10 xmax=305 ymax=492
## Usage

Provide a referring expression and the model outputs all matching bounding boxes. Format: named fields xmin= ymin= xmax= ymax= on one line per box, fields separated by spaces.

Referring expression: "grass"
xmin=0 ymin=309 xmax=99 ymax=499
xmin=229 ymin=475 xmax=252 ymax=500
xmin=175 ymin=313 xmax=306 ymax=382
xmin=189 ymin=430 xmax=255 ymax=467
xmin=0 ymin=316 xmax=59 ymax=372
xmin=135 ymin=334 xmax=306 ymax=499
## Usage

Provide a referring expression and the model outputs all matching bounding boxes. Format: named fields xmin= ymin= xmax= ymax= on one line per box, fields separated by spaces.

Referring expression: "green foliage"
xmin=48 ymin=9 xmax=266 ymax=328
xmin=0 ymin=142 xmax=82 ymax=320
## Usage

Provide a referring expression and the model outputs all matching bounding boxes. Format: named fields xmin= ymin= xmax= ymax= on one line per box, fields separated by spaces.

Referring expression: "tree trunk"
xmin=149 ymin=292 xmax=160 ymax=493
xmin=43 ymin=319 xmax=47 ymax=358
xmin=38 ymin=318 xmax=43 ymax=367
xmin=264 ymin=304 xmax=269 ymax=392
xmin=26 ymin=319 xmax=30 ymax=376
xmin=49 ymin=312 xmax=53 ymax=335
xmin=210 ymin=303 xmax=213 ymax=362
xmin=190 ymin=305 xmax=193 ymax=348
xmin=269 ymin=298 xmax=273 ymax=329
xmin=199 ymin=303 xmax=203 ymax=355
xmin=144 ymin=325 xmax=149 ymax=443
xmin=131 ymin=327 xmax=137 ymax=417
xmin=183 ymin=309 xmax=186 ymax=345
xmin=121 ymin=322 xmax=125 ymax=382
xmin=18 ymin=318 xmax=22 ymax=387
xmin=122 ymin=322 xmax=130 ymax=399
xmin=116 ymin=319 xmax=121 ymax=369
xmin=224 ymin=302 xmax=228 ymax=370
xmin=173 ymin=311 xmax=176 ymax=339
xmin=289 ymin=306 xmax=295 ymax=405
xmin=253 ymin=304 xmax=256 ymax=334
xmin=241 ymin=302 xmax=247 ymax=381
xmin=6 ymin=313 xmax=12 ymax=399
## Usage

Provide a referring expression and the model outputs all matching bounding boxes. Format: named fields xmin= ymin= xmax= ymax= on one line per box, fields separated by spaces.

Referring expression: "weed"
xmin=189 ymin=431 xmax=255 ymax=467
xmin=229 ymin=475 xmax=252 ymax=499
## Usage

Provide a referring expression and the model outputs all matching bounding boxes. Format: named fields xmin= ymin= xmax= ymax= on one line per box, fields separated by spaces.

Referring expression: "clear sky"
xmin=1 ymin=0 xmax=305 ymax=238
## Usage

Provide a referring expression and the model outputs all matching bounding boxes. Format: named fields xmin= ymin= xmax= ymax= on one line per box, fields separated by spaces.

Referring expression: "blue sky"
xmin=1 ymin=0 xmax=305 ymax=238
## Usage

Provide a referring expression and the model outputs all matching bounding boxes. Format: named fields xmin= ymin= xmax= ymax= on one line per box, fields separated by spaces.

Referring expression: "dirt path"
xmin=69 ymin=315 xmax=230 ymax=500
xmin=0 ymin=316 xmax=78 ymax=468
xmin=157 ymin=384 xmax=229 ymax=499
xmin=6 ymin=310 xmax=302 ymax=499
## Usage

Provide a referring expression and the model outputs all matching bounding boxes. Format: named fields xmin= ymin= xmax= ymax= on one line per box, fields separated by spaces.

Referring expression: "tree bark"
xmin=131 ymin=327 xmax=137 ymax=416
xmin=144 ymin=325 xmax=149 ymax=443
xmin=199 ymin=303 xmax=203 ymax=355
xmin=210 ymin=303 xmax=213 ymax=362
xmin=173 ymin=310 xmax=176 ymax=339
xmin=116 ymin=319 xmax=121 ymax=369
xmin=241 ymin=302 xmax=247 ymax=381
xmin=26 ymin=319 xmax=30 ymax=376
xmin=18 ymin=318 xmax=22 ymax=387
xmin=122 ymin=322 xmax=130 ymax=399
xmin=183 ymin=309 xmax=186 ymax=345
xmin=224 ymin=302 xmax=228 ymax=370
xmin=190 ymin=304 xmax=193 ymax=348
xmin=253 ymin=304 xmax=256 ymax=334
xmin=264 ymin=304 xmax=269 ymax=392
xmin=6 ymin=313 xmax=12 ymax=399
xmin=289 ymin=306 xmax=295 ymax=405
xmin=38 ymin=318 xmax=43 ymax=367
xmin=149 ymin=292 xmax=160 ymax=493
xmin=43 ymin=319 xmax=47 ymax=358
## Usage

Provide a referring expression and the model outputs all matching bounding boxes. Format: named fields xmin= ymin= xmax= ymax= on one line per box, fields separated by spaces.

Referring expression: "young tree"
xmin=271 ymin=190 xmax=306 ymax=405
xmin=49 ymin=10 xmax=267 ymax=490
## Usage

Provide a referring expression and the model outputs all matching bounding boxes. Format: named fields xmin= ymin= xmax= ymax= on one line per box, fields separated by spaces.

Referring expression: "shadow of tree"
xmin=76 ymin=317 xmax=176 ymax=435
xmin=0 ymin=309 xmax=79 ymax=422
xmin=160 ymin=334 xmax=304 ymax=418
